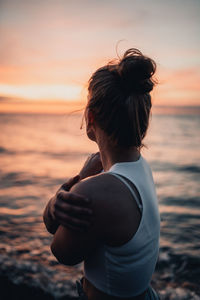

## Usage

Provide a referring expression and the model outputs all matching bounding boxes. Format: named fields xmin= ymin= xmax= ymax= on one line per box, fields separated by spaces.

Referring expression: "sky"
xmin=0 ymin=0 xmax=200 ymax=110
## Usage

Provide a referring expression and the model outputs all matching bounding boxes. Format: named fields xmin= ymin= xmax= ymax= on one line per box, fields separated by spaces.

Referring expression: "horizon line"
xmin=0 ymin=96 xmax=200 ymax=108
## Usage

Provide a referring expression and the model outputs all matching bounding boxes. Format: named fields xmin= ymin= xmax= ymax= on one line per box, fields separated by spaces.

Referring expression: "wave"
xmin=177 ymin=165 xmax=200 ymax=174
xmin=0 ymin=171 xmax=74 ymax=189
xmin=155 ymin=248 xmax=200 ymax=299
xmin=0 ymin=146 xmax=89 ymax=159
xmin=0 ymin=253 xmax=78 ymax=299
xmin=0 ymin=172 xmax=35 ymax=188
xmin=0 ymin=147 xmax=5 ymax=153
xmin=0 ymin=146 xmax=15 ymax=155
xmin=0 ymin=248 xmax=200 ymax=300
xmin=150 ymin=161 xmax=200 ymax=174
xmin=161 ymin=196 xmax=200 ymax=208
xmin=1 ymin=146 xmax=200 ymax=175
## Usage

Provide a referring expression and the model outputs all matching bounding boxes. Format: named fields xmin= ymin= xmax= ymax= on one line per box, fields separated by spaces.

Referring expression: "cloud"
xmin=0 ymin=84 xmax=82 ymax=100
xmin=0 ymin=0 xmax=200 ymax=105
xmin=153 ymin=67 xmax=200 ymax=105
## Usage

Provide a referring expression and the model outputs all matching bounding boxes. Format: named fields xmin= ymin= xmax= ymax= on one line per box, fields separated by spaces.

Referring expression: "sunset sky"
xmin=0 ymin=0 xmax=200 ymax=112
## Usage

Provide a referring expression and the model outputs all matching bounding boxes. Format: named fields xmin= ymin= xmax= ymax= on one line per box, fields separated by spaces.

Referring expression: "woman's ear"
xmin=86 ymin=110 xmax=96 ymax=142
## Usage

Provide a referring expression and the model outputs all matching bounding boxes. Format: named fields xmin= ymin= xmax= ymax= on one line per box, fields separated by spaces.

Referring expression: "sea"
xmin=0 ymin=109 xmax=200 ymax=300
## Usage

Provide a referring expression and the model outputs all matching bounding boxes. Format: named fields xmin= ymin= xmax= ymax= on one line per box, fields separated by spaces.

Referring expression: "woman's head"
xmin=86 ymin=48 xmax=156 ymax=148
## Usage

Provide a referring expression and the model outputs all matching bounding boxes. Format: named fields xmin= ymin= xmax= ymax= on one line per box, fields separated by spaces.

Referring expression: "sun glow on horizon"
xmin=0 ymin=84 xmax=83 ymax=101
xmin=0 ymin=0 xmax=199 ymax=111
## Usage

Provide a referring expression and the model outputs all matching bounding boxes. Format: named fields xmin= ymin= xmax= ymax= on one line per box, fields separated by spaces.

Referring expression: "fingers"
xmin=54 ymin=210 xmax=92 ymax=232
xmin=94 ymin=151 xmax=100 ymax=157
xmin=92 ymin=152 xmax=102 ymax=166
xmin=90 ymin=152 xmax=101 ymax=161
xmin=57 ymin=191 xmax=91 ymax=206
xmin=54 ymin=191 xmax=93 ymax=231
xmin=61 ymin=175 xmax=80 ymax=191
xmin=55 ymin=197 xmax=93 ymax=216
xmin=79 ymin=152 xmax=103 ymax=180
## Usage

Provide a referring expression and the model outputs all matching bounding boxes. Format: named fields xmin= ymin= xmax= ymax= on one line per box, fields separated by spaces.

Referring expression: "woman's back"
xmin=83 ymin=155 xmax=160 ymax=298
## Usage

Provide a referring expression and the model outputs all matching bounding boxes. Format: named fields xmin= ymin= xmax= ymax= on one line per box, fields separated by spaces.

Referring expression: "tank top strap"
xmin=108 ymin=172 xmax=143 ymax=213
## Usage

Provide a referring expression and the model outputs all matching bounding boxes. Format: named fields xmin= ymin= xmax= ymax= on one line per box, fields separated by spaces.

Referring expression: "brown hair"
xmin=87 ymin=48 xmax=156 ymax=148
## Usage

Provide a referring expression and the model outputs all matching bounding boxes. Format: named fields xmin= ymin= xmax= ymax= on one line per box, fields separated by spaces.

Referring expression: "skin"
xmin=43 ymin=152 xmax=102 ymax=233
xmin=50 ymin=110 xmax=147 ymax=300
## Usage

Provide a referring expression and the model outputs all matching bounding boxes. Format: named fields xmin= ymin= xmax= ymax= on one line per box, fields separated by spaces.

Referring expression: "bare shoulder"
xmin=70 ymin=172 xmax=130 ymax=210
xmin=70 ymin=173 xmax=117 ymax=200
xmin=71 ymin=173 xmax=141 ymax=246
xmin=70 ymin=173 xmax=118 ymax=219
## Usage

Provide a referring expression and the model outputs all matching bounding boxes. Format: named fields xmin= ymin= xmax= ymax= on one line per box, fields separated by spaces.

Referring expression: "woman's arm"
xmin=43 ymin=194 xmax=59 ymax=234
xmin=51 ymin=222 xmax=98 ymax=266
xmin=43 ymin=175 xmax=92 ymax=234
xmin=51 ymin=178 xmax=100 ymax=266
xmin=43 ymin=152 xmax=103 ymax=234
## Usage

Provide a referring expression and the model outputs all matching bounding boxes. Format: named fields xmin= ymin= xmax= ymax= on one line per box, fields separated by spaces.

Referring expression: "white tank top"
xmin=84 ymin=155 xmax=160 ymax=297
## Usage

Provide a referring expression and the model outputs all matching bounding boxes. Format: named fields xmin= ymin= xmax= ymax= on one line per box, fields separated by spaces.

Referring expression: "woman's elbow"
xmin=50 ymin=241 xmax=81 ymax=266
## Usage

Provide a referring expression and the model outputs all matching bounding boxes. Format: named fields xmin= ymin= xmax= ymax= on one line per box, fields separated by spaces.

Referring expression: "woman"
xmin=43 ymin=48 xmax=160 ymax=300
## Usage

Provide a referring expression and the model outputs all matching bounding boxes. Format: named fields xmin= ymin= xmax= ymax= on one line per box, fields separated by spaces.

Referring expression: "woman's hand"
xmin=44 ymin=153 xmax=102 ymax=234
xmin=43 ymin=175 xmax=93 ymax=233
xmin=79 ymin=152 xmax=103 ymax=180
xmin=53 ymin=176 xmax=93 ymax=232
xmin=52 ymin=152 xmax=102 ymax=231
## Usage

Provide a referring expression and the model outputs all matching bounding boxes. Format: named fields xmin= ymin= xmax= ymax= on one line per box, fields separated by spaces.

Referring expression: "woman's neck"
xmin=94 ymin=126 xmax=140 ymax=171
xmin=99 ymin=143 xmax=140 ymax=172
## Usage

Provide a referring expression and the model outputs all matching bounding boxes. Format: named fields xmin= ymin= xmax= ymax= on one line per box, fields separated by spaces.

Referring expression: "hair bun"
xmin=117 ymin=48 xmax=156 ymax=94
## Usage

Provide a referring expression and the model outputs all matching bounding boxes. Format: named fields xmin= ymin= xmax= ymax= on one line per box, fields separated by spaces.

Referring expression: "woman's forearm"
xmin=43 ymin=196 xmax=59 ymax=234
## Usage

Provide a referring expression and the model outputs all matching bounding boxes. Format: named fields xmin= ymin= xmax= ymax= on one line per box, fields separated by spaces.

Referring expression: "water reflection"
xmin=0 ymin=112 xmax=200 ymax=299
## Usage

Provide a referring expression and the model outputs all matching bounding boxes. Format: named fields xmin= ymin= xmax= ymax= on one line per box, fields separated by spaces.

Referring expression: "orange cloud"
xmin=0 ymin=0 xmax=199 ymax=107
xmin=153 ymin=67 xmax=200 ymax=106
xmin=0 ymin=97 xmax=85 ymax=114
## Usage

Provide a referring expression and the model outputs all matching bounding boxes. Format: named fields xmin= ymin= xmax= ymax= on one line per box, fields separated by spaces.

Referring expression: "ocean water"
xmin=0 ymin=111 xmax=200 ymax=299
